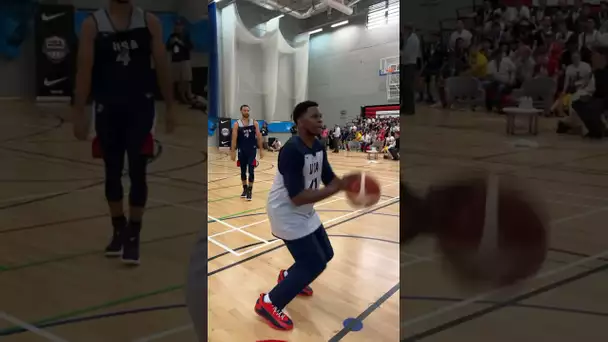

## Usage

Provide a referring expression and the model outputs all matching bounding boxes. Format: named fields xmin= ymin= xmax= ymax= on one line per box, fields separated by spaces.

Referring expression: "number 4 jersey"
xmin=91 ymin=7 xmax=156 ymax=104
xmin=267 ymin=136 xmax=336 ymax=240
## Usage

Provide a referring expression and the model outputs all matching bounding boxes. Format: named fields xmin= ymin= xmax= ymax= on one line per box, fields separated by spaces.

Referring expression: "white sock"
xmin=263 ymin=293 xmax=272 ymax=304
xmin=283 ymin=270 xmax=288 ymax=277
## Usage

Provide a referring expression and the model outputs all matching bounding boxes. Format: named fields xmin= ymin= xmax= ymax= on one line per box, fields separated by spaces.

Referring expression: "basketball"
xmin=428 ymin=175 xmax=548 ymax=287
xmin=344 ymin=172 xmax=381 ymax=208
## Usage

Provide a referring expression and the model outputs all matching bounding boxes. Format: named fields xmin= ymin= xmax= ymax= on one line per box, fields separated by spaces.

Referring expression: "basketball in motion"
xmin=343 ymin=172 xmax=381 ymax=208
xmin=428 ymin=175 xmax=548 ymax=287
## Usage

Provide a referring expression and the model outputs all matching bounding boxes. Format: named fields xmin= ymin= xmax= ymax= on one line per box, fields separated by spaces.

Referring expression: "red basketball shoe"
xmin=254 ymin=293 xmax=294 ymax=330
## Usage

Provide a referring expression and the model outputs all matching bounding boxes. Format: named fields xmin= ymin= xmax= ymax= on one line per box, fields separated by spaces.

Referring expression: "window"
xmin=367 ymin=0 xmax=399 ymax=30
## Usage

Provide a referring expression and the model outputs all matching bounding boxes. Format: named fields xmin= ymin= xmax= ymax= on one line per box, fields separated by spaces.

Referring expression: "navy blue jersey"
xmin=236 ymin=118 xmax=257 ymax=153
xmin=267 ymin=137 xmax=336 ymax=240
xmin=91 ymin=8 xmax=156 ymax=104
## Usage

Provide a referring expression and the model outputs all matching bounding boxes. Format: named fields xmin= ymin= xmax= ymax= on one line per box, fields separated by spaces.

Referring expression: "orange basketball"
xmin=429 ymin=175 xmax=548 ymax=287
xmin=344 ymin=172 xmax=381 ymax=208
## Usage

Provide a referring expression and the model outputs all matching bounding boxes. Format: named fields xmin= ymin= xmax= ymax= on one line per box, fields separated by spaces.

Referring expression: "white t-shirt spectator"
xmin=487 ymin=57 xmax=516 ymax=84
xmin=403 ymin=32 xmax=420 ymax=65
xmin=579 ymin=30 xmax=600 ymax=50
xmin=333 ymin=126 xmax=341 ymax=138
xmin=505 ymin=6 xmax=530 ymax=23
xmin=449 ymin=29 xmax=473 ymax=49
xmin=563 ymin=61 xmax=592 ymax=93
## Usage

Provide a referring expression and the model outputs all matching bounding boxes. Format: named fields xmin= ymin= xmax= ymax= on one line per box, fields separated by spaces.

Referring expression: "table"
xmin=503 ymin=107 xmax=543 ymax=135
xmin=367 ymin=150 xmax=379 ymax=160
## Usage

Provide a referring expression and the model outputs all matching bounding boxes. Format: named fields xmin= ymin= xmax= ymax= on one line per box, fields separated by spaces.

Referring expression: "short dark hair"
xmin=292 ymin=101 xmax=318 ymax=123
xmin=240 ymin=104 xmax=249 ymax=110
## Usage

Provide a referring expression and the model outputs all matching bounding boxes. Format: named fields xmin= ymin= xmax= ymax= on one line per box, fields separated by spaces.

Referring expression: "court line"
xmin=400 ymin=295 xmax=608 ymax=317
xmin=402 ymin=261 xmax=608 ymax=341
xmin=0 ymin=201 xmax=399 ymax=336
xmin=0 ymin=210 xmax=398 ymax=274
xmin=231 ymin=196 xmax=400 ymax=257
xmin=0 ymin=311 xmax=69 ymax=342
xmin=9 ymin=294 xmax=608 ymax=339
xmin=133 ymin=324 xmax=193 ymax=342
xmin=400 ymin=247 xmax=608 ymax=335
xmin=329 ymin=283 xmax=400 ymax=341
xmin=209 ymin=181 xmax=401 ymax=241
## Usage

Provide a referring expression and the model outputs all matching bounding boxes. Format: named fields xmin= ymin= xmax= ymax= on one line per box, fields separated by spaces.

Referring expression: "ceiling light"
xmin=308 ymin=28 xmax=323 ymax=34
xmin=331 ymin=20 xmax=349 ymax=28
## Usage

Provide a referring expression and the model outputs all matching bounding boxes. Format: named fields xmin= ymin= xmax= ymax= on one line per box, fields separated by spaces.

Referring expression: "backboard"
xmin=379 ymin=56 xmax=399 ymax=101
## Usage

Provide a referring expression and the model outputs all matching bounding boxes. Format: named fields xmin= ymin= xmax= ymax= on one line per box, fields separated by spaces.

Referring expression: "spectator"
xmin=505 ymin=0 xmax=530 ymax=23
xmin=485 ymin=47 xmax=516 ymax=112
xmin=463 ymin=44 xmax=488 ymax=79
xmin=571 ymin=46 xmax=608 ymax=138
xmin=579 ymin=18 xmax=600 ymax=53
xmin=532 ymin=0 xmax=551 ymax=25
xmin=332 ymin=124 xmax=341 ymax=153
xmin=402 ymin=23 xmax=420 ymax=115
xmin=167 ymin=18 xmax=194 ymax=104
xmin=554 ymin=50 xmax=592 ymax=117
xmin=512 ymin=44 xmax=536 ymax=85
xmin=450 ymin=20 xmax=473 ymax=49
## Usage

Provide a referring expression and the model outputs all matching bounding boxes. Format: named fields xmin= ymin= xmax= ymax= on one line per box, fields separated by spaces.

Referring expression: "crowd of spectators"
xmin=412 ymin=0 xmax=608 ymax=138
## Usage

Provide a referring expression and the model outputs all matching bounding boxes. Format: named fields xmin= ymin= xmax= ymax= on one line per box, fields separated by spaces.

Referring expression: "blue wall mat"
xmin=73 ymin=10 xmax=208 ymax=52
xmin=208 ymin=118 xmax=217 ymax=136
xmin=0 ymin=0 xmax=35 ymax=59
xmin=267 ymin=121 xmax=294 ymax=133
xmin=207 ymin=2 xmax=219 ymax=119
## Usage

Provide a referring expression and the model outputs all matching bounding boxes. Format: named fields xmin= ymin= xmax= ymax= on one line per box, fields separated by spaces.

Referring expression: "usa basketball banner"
xmin=35 ymin=4 xmax=75 ymax=101
xmin=218 ymin=117 xmax=232 ymax=151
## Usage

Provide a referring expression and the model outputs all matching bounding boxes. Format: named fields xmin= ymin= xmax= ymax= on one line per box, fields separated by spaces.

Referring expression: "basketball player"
xmin=254 ymin=101 xmax=353 ymax=330
xmin=72 ymin=0 xmax=175 ymax=265
xmin=230 ymin=105 xmax=263 ymax=201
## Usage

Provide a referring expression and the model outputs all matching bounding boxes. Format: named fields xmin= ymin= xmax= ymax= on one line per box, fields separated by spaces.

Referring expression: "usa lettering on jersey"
xmin=112 ymin=40 xmax=139 ymax=66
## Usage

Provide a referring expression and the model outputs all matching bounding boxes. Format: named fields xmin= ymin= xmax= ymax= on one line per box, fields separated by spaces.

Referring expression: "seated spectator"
xmin=532 ymin=0 xmax=551 ymax=25
xmin=553 ymin=50 xmax=592 ymax=117
xmin=449 ymin=20 xmax=473 ymax=50
xmin=269 ymin=139 xmax=282 ymax=152
xmin=512 ymin=44 xmax=536 ymax=85
xmin=477 ymin=0 xmax=496 ymax=26
xmin=556 ymin=21 xmax=574 ymax=46
xmin=569 ymin=47 xmax=608 ymax=139
xmin=485 ymin=47 xmax=516 ymax=112
xmin=579 ymin=18 xmax=600 ymax=62
xmin=505 ymin=0 xmax=530 ymax=24
xmin=463 ymin=44 xmax=488 ymax=78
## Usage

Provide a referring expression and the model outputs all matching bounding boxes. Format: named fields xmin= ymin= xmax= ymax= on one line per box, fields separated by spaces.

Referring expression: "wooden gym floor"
xmin=402 ymin=107 xmax=608 ymax=342
xmin=0 ymin=101 xmax=206 ymax=342
xmin=0 ymin=100 xmax=400 ymax=341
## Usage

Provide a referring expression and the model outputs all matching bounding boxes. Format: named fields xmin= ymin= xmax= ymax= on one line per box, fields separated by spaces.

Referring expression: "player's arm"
xmin=254 ymin=121 xmax=263 ymax=158
xmin=147 ymin=13 xmax=174 ymax=121
xmin=231 ymin=122 xmax=238 ymax=152
xmin=72 ymin=16 xmax=96 ymax=140
xmin=281 ymin=144 xmax=340 ymax=206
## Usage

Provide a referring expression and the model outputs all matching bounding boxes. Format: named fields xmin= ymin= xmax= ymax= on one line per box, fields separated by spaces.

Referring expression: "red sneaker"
xmin=254 ymin=293 xmax=294 ymax=330
xmin=277 ymin=270 xmax=313 ymax=296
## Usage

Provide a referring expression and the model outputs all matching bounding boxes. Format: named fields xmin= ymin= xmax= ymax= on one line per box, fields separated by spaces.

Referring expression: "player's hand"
xmin=230 ymin=150 xmax=236 ymax=161
xmin=339 ymin=173 xmax=360 ymax=191
xmin=72 ymin=107 xmax=88 ymax=141
xmin=165 ymin=107 xmax=176 ymax=134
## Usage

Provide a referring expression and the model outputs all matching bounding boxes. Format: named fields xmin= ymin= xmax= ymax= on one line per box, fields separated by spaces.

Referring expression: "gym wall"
xmin=307 ymin=17 xmax=399 ymax=128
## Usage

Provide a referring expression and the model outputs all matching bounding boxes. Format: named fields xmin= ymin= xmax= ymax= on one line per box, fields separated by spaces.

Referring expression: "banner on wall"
xmin=218 ymin=117 xmax=232 ymax=150
xmin=35 ymin=4 xmax=75 ymax=101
